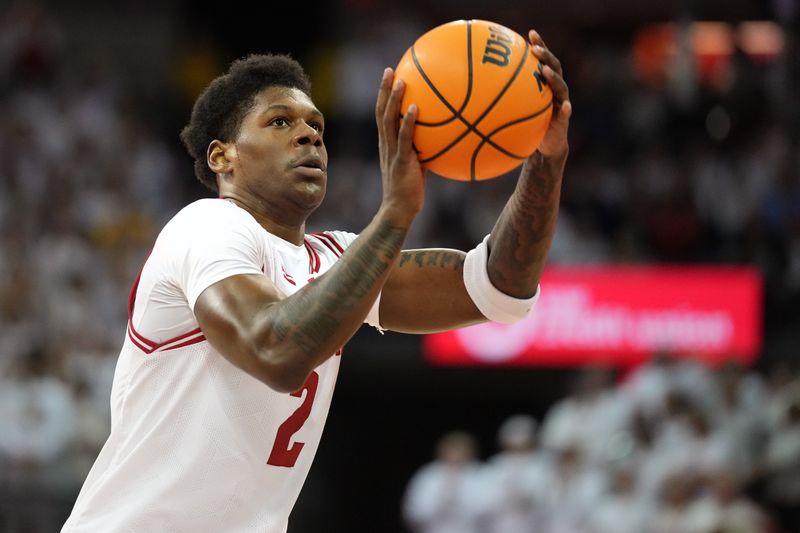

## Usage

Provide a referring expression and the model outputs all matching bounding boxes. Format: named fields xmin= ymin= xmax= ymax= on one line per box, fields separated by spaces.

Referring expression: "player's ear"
xmin=208 ymin=140 xmax=236 ymax=175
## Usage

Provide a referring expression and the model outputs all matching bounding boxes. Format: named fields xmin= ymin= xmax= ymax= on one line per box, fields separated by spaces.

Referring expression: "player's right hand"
xmin=375 ymin=67 xmax=426 ymax=226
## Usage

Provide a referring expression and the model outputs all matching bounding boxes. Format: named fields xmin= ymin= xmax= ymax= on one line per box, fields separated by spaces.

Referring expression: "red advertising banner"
xmin=424 ymin=266 xmax=762 ymax=367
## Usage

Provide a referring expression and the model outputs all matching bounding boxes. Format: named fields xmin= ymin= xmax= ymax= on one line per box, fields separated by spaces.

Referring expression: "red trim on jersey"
xmin=311 ymin=232 xmax=344 ymax=257
xmin=281 ymin=265 xmax=297 ymax=286
xmin=128 ymin=319 xmax=157 ymax=349
xmin=127 ymin=322 xmax=206 ymax=355
xmin=161 ymin=332 xmax=207 ymax=352
xmin=303 ymin=238 xmax=320 ymax=274
xmin=311 ymin=234 xmax=340 ymax=258
xmin=127 ymin=323 xmax=153 ymax=353
xmin=127 ymin=253 xmax=207 ymax=355
xmin=128 ymin=251 xmax=153 ymax=320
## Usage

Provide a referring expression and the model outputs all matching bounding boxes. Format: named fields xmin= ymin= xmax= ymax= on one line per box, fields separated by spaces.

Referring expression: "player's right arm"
xmin=194 ymin=212 xmax=404 ymax=394
xmin=195 ymin=70 xmax=424 ymax=393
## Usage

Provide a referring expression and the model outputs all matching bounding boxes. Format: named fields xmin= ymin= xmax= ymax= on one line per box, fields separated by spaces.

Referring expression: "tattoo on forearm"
xmin=488 ymin=151 xmax=566 ymax=296
xmin=273 ymin=220 xmax=407 ymax=358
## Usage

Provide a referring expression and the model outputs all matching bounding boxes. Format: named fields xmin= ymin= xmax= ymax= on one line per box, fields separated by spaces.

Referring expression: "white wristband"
xmin=463 ymin=235 xmax=540 ymax=324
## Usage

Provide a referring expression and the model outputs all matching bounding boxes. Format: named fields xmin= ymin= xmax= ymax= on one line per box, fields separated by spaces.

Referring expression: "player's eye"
xmin=308 ymin=121 xmax=323 ymax=133
xmin=270 ymin=117 xmax=289 ymax=127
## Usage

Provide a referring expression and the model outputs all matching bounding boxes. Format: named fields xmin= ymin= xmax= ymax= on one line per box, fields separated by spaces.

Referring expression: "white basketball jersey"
xmin=63 ymin=199 xmax=368 ymax=533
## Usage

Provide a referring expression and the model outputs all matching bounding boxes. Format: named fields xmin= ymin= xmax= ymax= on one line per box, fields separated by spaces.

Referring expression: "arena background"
xmin=0 ymin=0 xmax=798 ymax=531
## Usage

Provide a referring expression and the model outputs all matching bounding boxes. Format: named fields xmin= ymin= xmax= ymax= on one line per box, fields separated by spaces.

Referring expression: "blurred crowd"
xmin=0 ymin=1 xmax=797 ymax=531
xmin=0 ymin=3 xmax=183 ymax=530
xmin=404 ymin=358 xmax=800 ymax=533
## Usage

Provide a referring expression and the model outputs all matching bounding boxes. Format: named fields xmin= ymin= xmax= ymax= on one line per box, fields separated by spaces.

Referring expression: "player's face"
xmin=232 ymin=86 xmax=328 ymax=215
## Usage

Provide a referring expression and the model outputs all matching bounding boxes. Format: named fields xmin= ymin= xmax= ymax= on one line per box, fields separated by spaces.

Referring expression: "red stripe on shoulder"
xmin=317 ymin=232 xmax=346 ymax=254
xmin=310 ymin=234 xmax=340 ymax=258
xmin=311 ymin=232 xmax=345 ymax=257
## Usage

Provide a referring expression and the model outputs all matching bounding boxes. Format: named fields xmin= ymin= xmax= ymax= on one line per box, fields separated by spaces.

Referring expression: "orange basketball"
xmin=395 ymin=20 xmax=553 ymax=181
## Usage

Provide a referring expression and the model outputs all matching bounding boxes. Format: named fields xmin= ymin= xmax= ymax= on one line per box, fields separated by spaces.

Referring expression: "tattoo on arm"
xmin=488 ymin=151 xmax=567 ymax=296
xmin=270 ymin=220 xmax=407 ymax=357
xmin=397 ymin=250 xmax=465 ymax=271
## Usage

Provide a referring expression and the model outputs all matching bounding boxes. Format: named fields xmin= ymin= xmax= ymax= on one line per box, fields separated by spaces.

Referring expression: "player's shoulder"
xmin=152 ymin=198 xmax=264 ymax=257
xmin=160 ymin=199 xmax=260 ymax=238
xmin=169 ymin=198 xmax=257 ymax=227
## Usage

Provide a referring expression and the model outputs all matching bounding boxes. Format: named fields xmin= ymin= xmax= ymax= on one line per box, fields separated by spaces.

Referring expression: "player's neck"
xmin=219 ymin=195 xmax=306 ymax=245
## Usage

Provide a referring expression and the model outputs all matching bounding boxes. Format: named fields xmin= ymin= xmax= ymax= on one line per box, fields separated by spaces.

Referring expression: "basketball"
xmin=395 ymin=20 xmax=554 ymax=181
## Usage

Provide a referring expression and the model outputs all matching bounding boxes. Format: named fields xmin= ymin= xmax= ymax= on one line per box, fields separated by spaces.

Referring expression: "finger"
xmin=559 ymin=100 xmax=573 ymax=122
xmin=383 ymin=78 xmax=406 ymax=153
xmin=375 ymin=68 xmax=394 ymax=130
xmin=532 ymin=45 xmax=562 ymax=77
xmin=550 ymin=96 xmax=573 ymax=134
xmin=397 ymin=103 xmax=418 ymax=157
xmin=543 ymin=64 xmax=570 ymax=105
xmin=528 ymin=30 xmax=544 ymax=47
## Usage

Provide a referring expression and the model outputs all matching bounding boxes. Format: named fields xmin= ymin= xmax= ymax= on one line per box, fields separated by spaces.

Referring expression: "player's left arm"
xmin=483 ymin=31 xmax=570 ymax=298
xmin=378 ymin=31 xmax=571 ymax=334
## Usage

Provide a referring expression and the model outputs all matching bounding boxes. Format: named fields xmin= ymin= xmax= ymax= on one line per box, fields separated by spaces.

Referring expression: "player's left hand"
xmin=529 ymin=30 xmax=571 ymax=159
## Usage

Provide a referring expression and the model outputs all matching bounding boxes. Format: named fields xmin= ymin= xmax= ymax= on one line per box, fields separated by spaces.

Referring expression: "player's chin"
xmin=294 ymin=179 xmax=326 ymax=210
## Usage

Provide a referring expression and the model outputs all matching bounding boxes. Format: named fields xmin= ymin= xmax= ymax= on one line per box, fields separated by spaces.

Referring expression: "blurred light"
xmin=631 ymin=24 xmax=677 ymax=86
xmin=631 ymin=21 xmax=784 ymax=90
xmin=706 ymin=105 xmax=731 ymax=141
xmin=691 ymin=22 xmax=734 ymax=56
xmin=738 ymin=21 xmax=785 ymax=60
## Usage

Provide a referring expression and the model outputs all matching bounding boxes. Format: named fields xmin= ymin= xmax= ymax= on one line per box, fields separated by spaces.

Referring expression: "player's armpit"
xmin=378 ymin=249 xmax=486 ymax=334
xmin=194 ymin=273 xmax=295 ymax=390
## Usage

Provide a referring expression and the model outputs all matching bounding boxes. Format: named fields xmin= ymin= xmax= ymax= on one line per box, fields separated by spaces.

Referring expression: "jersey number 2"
xmin=267 ymin=371 xmax=319 ymax=467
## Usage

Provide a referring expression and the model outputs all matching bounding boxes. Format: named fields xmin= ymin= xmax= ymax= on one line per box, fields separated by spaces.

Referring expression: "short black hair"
xmin=180 ymin=53 xmax=312 ymax=192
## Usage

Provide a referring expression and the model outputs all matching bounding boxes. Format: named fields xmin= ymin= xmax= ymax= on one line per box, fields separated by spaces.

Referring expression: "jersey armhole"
xmin=126 ymin=252 xmax=206 ymax=354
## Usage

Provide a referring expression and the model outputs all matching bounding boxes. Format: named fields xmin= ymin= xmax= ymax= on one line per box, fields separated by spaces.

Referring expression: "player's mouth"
xmin=293 ymin=155 xmax=326 ymax=179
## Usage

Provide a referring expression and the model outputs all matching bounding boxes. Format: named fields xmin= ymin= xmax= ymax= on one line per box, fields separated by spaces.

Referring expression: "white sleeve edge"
xmin=364 ymin=291 xmax=385 ymax=333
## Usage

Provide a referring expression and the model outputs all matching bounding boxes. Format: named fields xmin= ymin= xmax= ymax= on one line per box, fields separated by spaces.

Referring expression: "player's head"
xmin=180 ymin=54 xmax=317 ymax=194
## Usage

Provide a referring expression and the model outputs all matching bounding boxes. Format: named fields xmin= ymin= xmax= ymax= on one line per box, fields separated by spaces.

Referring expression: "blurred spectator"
xmin=0 ymin=345 xmax=76 ymax=485
xmin=592 ymin=465 xmax=650 ymax=533
xmin=402 ymin=431 xmax=483 ymax=533
xmin=541 ymin=367 xmax=630 ymax=461
xmin=409 ymin=361 xmax=799 ymax=532
xmin=536 ymin=443 xmax=605 ymax=533
xmin=648 ymin=470 xmax=705 ymax=533
xmin=478 ymin=414 xmax=550 ymax=533
xmin=688 ymin=469 xmax=772 ymax=533
xmin=760 ymin=400 xmax=800 ymax=529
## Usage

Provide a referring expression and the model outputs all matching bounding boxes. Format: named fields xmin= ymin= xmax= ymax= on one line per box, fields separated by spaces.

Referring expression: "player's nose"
xmin=295 ymin=123 xmax=322 ymax=148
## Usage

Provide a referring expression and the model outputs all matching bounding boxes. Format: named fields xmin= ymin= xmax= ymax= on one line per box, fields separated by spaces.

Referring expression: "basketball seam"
xmin=470 ymin=42 xmax=532 ymax=180
xmin=469 ymin=98 xmax=554 ymax=179
xmin=413 ymin=23 xmax=510 ymax=162
xmin=414 ymin=37 xmax=537 ymax=176
xmin=414 ymin=20 xmax=475 ymax=127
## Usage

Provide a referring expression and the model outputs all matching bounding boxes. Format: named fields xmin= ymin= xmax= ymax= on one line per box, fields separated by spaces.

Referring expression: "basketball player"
xmin=62 ymin=30 xmax=570 ymax=532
